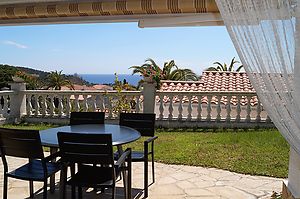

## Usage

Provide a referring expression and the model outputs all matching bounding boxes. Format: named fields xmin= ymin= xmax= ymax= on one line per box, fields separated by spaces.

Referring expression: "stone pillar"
xmin=142 ymin=81 xmax=156 ymax=113
xmin=9 ymin=82 xmax=26 ymax=122
xmin=283 ymin=147 xmax=300 ymax=199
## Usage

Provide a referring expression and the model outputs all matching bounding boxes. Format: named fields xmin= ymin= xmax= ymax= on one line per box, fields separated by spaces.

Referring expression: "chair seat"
xmin=7 ymin=159 xmax=61 ymax=181
xmin=115 ymin=150 xmax=145 ymax=162
xmin=67 ymin=165 xmax=121 ymax=188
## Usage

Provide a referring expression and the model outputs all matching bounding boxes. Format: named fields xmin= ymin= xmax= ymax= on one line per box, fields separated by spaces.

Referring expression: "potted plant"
xmin=130 ymin=59 xmax=163 ymax=89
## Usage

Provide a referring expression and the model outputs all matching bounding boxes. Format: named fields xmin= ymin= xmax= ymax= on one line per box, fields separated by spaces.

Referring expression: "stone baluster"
xmin=83 ymin=95 xmax=88 ymax=112
xmin=0 ymin=96 xmax=3 ymax=115
xmin=26 ymin=95 xmax=32 ymax=116
xmin=126 ymin=96 xmax=132 ymax=113
xmin=108 ymin=96 xmax=113 ymax=119
xmin=135 ymin=95 xmax=140 ymax=113
xmin=246 ymin=95 xmax=252 ymax=122
xmin=187 ymin=95 xmax=192 ymax=121
xmin=159 ymin=95 xmax=164 ymax=120
xmin=206 ymin=95 xmax=212 ymax=122
xmin=34 ymin=95 xmax=40 ymax=116
xmin=99 ymin=94 xmax=105 ymax=112
xmin=40 ymin=95 xmax=46 ymax=117
xmin=216 ymin=95 xmax=222 ymax=122
xmin=49 ymin=96 xmax=55 ymax=117
xmin=236 ymin=96 xmax=241 ymax=122
xmin=57 ymin=95 xmax=63 ymax=117
xmin=3 ymin=95 xmax=9 ymax=117
xmin=178 ymin=95 xmax=183 ymax=120
xmin=197 ymin=95 xmax=202 ymax=122
xmin=91 ymin=95 xmax=97 ymax=112
xmin=168 ymin=94 xmax=174 ymax=120
xmin=226 ymin=95 xmax=232 ymax=123
xmin=256 ymin=99 xmax=261 ymax=123
xmin=74 ymin=95 xmax=80 ymax=112
xmin=65 ymin=96 xmax=71 ymax=117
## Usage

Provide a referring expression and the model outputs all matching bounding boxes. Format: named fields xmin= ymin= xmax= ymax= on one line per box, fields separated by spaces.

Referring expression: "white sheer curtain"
xmin=215 ymin=0 xmax=300 ymax=153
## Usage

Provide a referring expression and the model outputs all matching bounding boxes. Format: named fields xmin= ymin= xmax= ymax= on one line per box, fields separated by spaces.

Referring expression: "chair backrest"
xmin=70 ymin=112 xmax=105 ymax=125
xmin=119 ymin=113 xmax=155 ymax=137
xmin=0 ymin=128 xmax=44 ymax=159
xmin=57 ymin=132 xmax=114 ymax=165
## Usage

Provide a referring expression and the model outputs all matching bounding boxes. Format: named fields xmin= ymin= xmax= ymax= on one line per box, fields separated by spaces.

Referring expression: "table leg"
xmin=117 ymin=145 xmax=128 ymax=199
xmin=50 ymin=147 xmax=58 ymax=193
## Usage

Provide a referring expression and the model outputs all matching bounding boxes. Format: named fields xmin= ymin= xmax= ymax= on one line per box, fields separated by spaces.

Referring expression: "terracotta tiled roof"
xmin=93 ymin=84 xmax=113 ymax=91
xmin=161 ymin=71 xmax=255 ymax=92
xmin=158 ymin=72 xmax=258 ymax=106
xmin=61 ymin=84 xmax=113 ymax=91
xmin=61 ymin=84 xmax=112 ymax=101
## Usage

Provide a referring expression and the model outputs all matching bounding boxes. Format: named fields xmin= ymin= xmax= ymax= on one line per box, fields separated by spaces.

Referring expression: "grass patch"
xmin=125 ymin=129 xmax=289 ymax=178
xmin=1 ymin=123 xmax=57 ymax=130
xmin=0 ymin=124 xmax=289 ymax=178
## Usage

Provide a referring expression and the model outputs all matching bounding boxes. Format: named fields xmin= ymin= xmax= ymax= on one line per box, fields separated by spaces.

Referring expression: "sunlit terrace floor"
xmin=2 ymin=156 xmax=282 ymax=199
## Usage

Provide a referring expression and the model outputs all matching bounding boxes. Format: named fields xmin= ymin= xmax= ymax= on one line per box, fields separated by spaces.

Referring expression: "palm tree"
xmin=130 ymin=58 xmax=198 ymax=81
xmin=170 ymin=69 xmax=199 ymax=81
xmin=46 ymin=70 xmax=74 ymax=90
xmin=206 ymin=57 xmax=244 ymax=72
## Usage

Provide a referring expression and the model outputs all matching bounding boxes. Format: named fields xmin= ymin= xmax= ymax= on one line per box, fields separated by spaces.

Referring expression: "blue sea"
xmin=79 ymin=74 xmax=142 ymax=86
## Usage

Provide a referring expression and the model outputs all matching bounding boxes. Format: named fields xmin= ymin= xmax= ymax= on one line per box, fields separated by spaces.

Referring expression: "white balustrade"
xmin=155 ymin=91 xmax=270 ymax=126
xmin=23 ymin=90 xmax=143 ymax=119
xmin=19 ymin=90 xmax=271 ymax=127
xmin=0 ymin=91 xmax=16 ymax=119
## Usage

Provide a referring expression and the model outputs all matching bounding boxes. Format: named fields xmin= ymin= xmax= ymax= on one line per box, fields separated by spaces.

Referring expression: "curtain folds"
xmin=215 ymin=0 xmax=300 ymax=153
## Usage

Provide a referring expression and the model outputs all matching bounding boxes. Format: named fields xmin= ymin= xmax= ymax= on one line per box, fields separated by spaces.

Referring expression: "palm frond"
xmin=205 ymin=67 xmax=218 ymax=71
xmin=236 ymin=65 xmax=244 ymax=72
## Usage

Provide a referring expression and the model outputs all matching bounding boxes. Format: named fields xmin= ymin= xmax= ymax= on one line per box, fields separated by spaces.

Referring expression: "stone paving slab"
xmin=0 ymin=157 xmax=283 ymax=198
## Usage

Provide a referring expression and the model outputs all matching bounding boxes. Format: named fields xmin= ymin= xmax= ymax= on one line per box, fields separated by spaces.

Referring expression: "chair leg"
xmin=78 ymin=187 xmax=82 ymax=199
xmin=71 ymin=186 xmax=76 ymax=199
xmin=59 ymin=167 xmax=67 ymax=199
xmin=144 ymin=159 xmax=148 ymax=198
xmin=112 ymin=186 xmax=115 ymax=199
xmin=3 ymin=175 xmax=8 ymax=199
xmin=152 ymin=152 xmax=155 ymax=183
xmin=128 ymin=165 xmax=132 ymax=199
xmin=29 ymin=181 xmax=34 ymax=198
xmin=71 ymin=164 xmax=76 ymax=199
xmin=43 ymin=180 xmax=48 ymax=199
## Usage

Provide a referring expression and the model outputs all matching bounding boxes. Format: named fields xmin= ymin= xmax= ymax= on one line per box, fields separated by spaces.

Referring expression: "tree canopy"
xmin=205 ymin=57 xmax=244 ymax=72
xmin=130 ymin=58 xmax=198 ymax=87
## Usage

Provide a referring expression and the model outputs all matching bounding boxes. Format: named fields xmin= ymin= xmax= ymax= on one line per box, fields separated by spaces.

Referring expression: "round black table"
xmin=40 ymin=124 xmax=140 ymax=198
xmin=40 ymin=124 xmax=141 ymax=147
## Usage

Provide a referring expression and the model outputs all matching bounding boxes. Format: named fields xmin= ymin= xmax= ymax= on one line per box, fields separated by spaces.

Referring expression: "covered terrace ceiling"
xmin=0 ymin=0 xmax=222 ymax=27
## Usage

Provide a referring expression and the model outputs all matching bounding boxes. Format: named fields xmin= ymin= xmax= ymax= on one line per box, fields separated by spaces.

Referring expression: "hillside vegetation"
xmin=0 ymin=64 xmax=92 ymax=89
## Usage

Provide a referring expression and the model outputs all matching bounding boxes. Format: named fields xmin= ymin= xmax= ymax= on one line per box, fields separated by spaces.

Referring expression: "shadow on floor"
xmin=32 ymin=185 xmax=144 ymax=199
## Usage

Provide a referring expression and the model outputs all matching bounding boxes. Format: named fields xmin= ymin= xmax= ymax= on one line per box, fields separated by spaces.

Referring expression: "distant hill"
xmin=0 ymin=64 xmax=93 ymax=89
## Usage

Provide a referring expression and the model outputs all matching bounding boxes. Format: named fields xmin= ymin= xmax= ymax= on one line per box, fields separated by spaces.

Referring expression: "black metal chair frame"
xmin=58 ymin=132 xmax=132 ymax=199
xmin=69 ymin=111 xmax=105 ymax=125
xmin=0 ymin=128 xmax=61 ymax=199
xmin=118 ymin=113 xmax=157 ymax=198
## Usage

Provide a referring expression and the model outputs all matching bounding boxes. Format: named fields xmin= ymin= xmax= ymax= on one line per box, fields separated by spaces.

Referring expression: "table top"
xmin=40 ymin=124 xmax=141 ymax=148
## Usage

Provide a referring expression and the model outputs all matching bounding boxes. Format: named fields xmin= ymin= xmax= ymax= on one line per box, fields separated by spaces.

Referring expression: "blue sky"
xmin=0 ymin=22 xmax=239 ymax=76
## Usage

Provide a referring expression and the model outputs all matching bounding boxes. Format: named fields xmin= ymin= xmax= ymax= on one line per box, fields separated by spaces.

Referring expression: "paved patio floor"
xmin=2 ymin=157 xmax=283 ymax=199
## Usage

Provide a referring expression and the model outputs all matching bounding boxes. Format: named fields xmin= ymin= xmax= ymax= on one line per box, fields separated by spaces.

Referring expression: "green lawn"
xmin=1 ymin=124 xmax=289 ymax=178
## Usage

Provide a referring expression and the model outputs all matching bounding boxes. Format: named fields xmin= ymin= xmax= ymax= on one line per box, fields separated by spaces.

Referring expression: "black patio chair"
xmin=70 ymin=112 xmax=105 ymax=125
xmin=117 ymin=113 xmax=157 ymax=198
xmin=57 ymin=132 xmax=132 ymax=199
xmin=0 ymin=128 xmax=61 ymax=199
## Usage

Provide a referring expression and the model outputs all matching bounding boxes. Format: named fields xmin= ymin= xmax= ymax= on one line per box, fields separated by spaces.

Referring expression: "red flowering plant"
xmin=130 ymin=59 xmax=164 ymax=89
xmin=14 ymin=71 xmax=40 ymax=89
